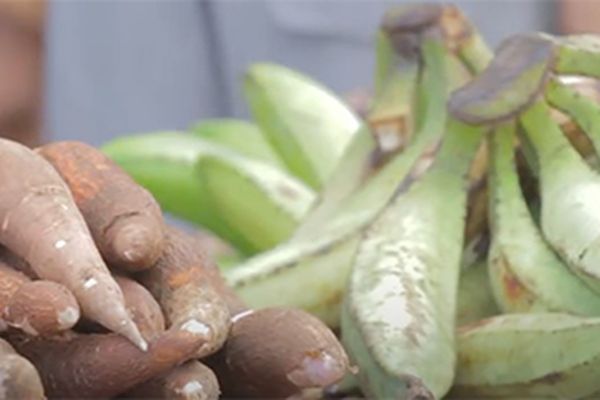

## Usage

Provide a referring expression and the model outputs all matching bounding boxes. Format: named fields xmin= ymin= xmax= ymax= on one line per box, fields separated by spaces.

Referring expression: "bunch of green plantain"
xmin=102 ymin=3 xmax=600 ymax=399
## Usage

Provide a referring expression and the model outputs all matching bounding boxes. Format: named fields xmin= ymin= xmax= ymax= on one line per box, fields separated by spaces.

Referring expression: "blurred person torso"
xmin=44 ymin=0 xmax=555 ymax=146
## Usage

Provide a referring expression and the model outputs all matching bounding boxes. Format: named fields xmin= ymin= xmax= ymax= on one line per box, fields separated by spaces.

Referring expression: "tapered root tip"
xmin=121 ymin=319 xmax=149 ymax=351
xmin=107 ymin=312 xmax=148 ymax=351
xmin=80 ymin=277 xmax=149 ymax=350
xmin=108 ymin=216 xmax=164 ymax=271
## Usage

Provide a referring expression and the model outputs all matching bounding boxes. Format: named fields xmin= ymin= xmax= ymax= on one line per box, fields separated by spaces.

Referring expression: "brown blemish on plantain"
xmin=390 ymin=140 xmax=442 ymax=201
xmin=368 ymin=147 xmax=395 ymax=170
xmin=533 ymin=371 xmax=564 ymax=385
xmin=315 ymin=289 xmax=343 ymax=313
xmin=367 ymin=116 xmax=411 ymax=170
xmin=369 ymin=115 xmax=411 ymax=154
xmin=402 ymin=272 xmax=428 ymax=347
xmin=457 ymin=316 xmax=496 ymax=334
xmin=503 ymin=273 xmax=527 ymax=300
xmin=439 ymin=5 xmax=473 ymax=53
xmin=498 ymin=255 xmax=530 ymax=302
xmin=558 ymin=112 xmax=596 ymax=158
xmin=449 ymin=33 xmax=556 ymax=125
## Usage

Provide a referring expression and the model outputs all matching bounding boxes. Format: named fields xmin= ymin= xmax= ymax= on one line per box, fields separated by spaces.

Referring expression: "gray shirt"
xmin=44 ymin=0 xmax=555 ymax=146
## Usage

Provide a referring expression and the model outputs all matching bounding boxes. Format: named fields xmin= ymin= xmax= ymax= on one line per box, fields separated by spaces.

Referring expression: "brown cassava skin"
xmin=208 ymin=308 xmax=349 ymax=398
xmin=0 ymin=338 xmax=45 ymax=400
xmin=8 ymin=326 xmax=204 ymax=399
xmin=5 ymin=280 xmax=80 ymax=336
xmin=0 ymin=256 xmax=161 ymax=339
xmin=0 ymin=138 xmax=144 ymax=348
xmin=0 ymin=261 xmax=80 ymax=335
xmin=0 ymin=261 xmax=29 ymax=305
xmin=6 ymin=275 xmax=175 ymax=398
xmin=115 ymin=275 xmax=165 ymax=341
xmin=5 ymin=272 xmax=168 ymax=398
xmin=38 ymin=141 xmax=165 ymax=271
xmin=121 ymin=360 xmax=220 ymax=400
xmin=0 ymin=245 xmax=35 ymax=278
xmin=138 ymin=227 xmax=231 ymax=358
xmin=150 ymin=227 xmax=350 ymax=398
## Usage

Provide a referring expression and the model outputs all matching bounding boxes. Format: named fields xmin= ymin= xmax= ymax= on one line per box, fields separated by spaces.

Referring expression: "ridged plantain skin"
xmin=244 ymin=63 xmax=360 ymax=189
xmin=226 ymin=234 xmax=358 ymax=327
xmin=452 ymin=313 xmax=600 ymax=399
xmin=197 ymin=151 xmax=315 ymax=253
xmin=189 ymin=118 xmax=285 ymax=170
xmin=520 ymin=101 xmax=600 ymax=294
xmin=450 ymin=33 xmax=600 ymax=296
xmin=487 ymin=124 xmax=600 ymax=315
xmin=552 ymin=34 xmax=600 ymax=78
xmin=329 ymin=255 xmax=500 ymax=398
xmin=340 ymin=6 xmax=496 ymax=398
xmin=226 ymin=6 xmax=476 ymax=328
xmin=342 ymin=119 xmax=484 ymax=399
xmin=546 ymin=78 xmax=600 ymax=160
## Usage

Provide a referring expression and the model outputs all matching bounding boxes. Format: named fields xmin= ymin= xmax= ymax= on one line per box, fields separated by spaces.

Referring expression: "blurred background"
xmin=0 ymin=0 xmax=598 ymax=148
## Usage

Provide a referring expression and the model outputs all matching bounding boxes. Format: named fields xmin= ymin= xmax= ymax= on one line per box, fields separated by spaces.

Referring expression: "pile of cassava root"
xmin=0 ymin=138 xmax=349 ymax=399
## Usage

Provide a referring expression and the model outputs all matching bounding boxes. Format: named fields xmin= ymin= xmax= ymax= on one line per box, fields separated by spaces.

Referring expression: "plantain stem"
xmin=294 ymin=37 xmax=454 ymax=240
xmin=554 ymin=35 xmax=600 ymax=77
xmin=368 ymin=36 xmax=420 ymax=154
xmin=489 ymin=124 xmax=523 ymax=233
xmin=343 ymin=117 xmax=485 ymax=399
xmin=412 ymin=119 xmax=484 ymax=196
xmin=341 ymin=14 xmax=495 ymax=397
xmin=457 ymin=29 xmax=493 ymax=74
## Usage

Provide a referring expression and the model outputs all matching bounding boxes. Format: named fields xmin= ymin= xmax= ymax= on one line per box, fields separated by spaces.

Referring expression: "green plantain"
xmin=243 ymin=63 xmax=360 ymax=189
xmin=189 ymin=118 xmax=285 ymax=169
xmin=452 ymin=313 xmax=600 ymax=398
